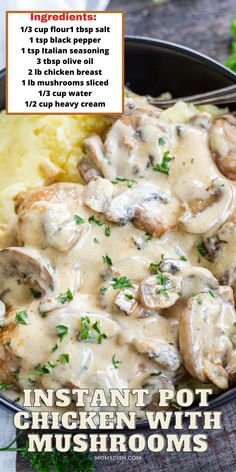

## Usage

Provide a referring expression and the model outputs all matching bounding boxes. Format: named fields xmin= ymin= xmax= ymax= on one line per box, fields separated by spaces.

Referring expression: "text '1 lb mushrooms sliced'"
xmin=179 ymin=292 xmax=234 ymax=390
xmin=0 ymin=247 xmax=56 ymax=308
xmin=179 ymin=177 xmax=233 ymax=235
xmin=209 ymin=114 xmax=236 ymax=180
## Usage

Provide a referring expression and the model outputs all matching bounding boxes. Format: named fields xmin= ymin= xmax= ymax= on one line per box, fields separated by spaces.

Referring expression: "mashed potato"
xmin=0 ymin=112 xmax=111 ymax=224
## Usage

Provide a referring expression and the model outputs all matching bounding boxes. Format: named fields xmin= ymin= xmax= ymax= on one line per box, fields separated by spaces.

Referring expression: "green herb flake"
xmin=40 ymin=312 xmax=48 ymax=319
xmin=124 ymin=293 xmax=134 ymax=300
xmin=197 ymin=296 xmax=203 ymax=305
xmin=57 ymin=288 xmax=73 ymax=305
xmin=112 ymin=354 xmax=122 ymax=369
xmin=153 ymin=150 xmax=173 ymax=175
xmin=29 ymin=361 xmax=57 ymax=376
xmin=103 ymin=254 xmax=113 ymax=266
xmin=30 ymin=288 xmax=42 ymax=299
xmin=59 ymin=354 xmax=70 ymax=365
xmin=158 ymin=136 xmax=166 ymax=146
xmin=197 ymin=243 xmax=207 ymax=257
xmin=179 ymin=256 xmax=187 ymax=261
xmin=111 ymin=276 xmax=133 ymax=290
xmin=208 ymin=289 xmax=216 ymax=298
xmin=79 ymin=316 xmax=94 ymax=341
xmin=0 ymin=383 xmax=12 ymax=391
xmin=56 ymin=325 xmax=69 ymax=342
xmin=75 ymin=214 xmax=85 ymax=225
xmin=14 ymin=397 xmax=20 ymax=403
xmin=104 ymin=225 xmax=111 ymax=237
xmin=92 ymin=321 xmax=107 ymax=344
xmin=93 ymin=237 xmax=99 ymax=244
xmin=145 ymin=233 xmax=153 ymax=241
xmin=111 ymin=177 xmax=137 ymax=188
xmin=50 ymin=344 xmax=58 ymax=353
xmin=88 ymin=215 xmax=103 ymax=226
xmin=15 ymin=310 xmax=29 ymax=326
xmin=233 ymin=322 xmax=236 ymax=328
xmin=4 ymin=341 xmax=11 ymax=348
xmin=150 ymin=371 xmax=162 ymax=377
xmin=100 ymin=286 xmax=107 ymax=295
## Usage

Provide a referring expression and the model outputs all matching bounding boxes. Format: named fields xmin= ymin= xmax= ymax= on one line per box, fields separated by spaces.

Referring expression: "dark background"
xmin=18 ymin=0 xmax=236 ymax=471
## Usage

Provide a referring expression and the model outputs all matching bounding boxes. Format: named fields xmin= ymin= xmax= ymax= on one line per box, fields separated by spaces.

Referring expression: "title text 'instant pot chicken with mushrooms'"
xmin=1 ymin=92 xmax=236 ymax=416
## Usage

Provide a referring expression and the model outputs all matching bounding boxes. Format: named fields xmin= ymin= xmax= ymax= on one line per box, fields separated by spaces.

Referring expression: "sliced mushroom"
xmin=105 ymin=183 xmax=179 ymax=238
xmin=114 ymin=287 xmax=138 ymax=315
xmin=83 ymin=177 xmax=114 ymax=213
xmin=125 ymin=91 xmax=162 ymax=118
xmin=179 ymin=292 xmax=233 ymax=389
xmin=142 ymin=374 xmax=175 ymax=411
xmin=209 ymin=114 xmax=236 ymax=180
xmin=103 ymin=114 xmax=174 ymax=180
xmin=180 ymin=266 xmax=219 ymax=298
xmin=179 ymin=177 xmax=233 ymax=234
xmin=189 ymin=113 xmax=212 ymax=130
xmin=15 ymin=183 xmax=88 ymax=253
xmin=158 ymin=257 xmax=188 ymax=274
xmin=0 ymin=247 xmax=55 ymax=308
xmin=77 ymin=156 xmax=102 ymax=183
xmin=132 ymin=197 xmax=180 ymax=238
xmin=138 ymin=273 xmax=181 ymax=310
xmin=133 ymin=338 xmax=181 ymax=371
xmin=41 ymin=203 xmax=87 ymax=253
xmin=82 ymin=135 xmax=110 ymax=179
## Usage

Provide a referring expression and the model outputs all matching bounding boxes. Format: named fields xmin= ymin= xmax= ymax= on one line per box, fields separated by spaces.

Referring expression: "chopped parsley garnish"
xmin=0 ymin=383 xmax=12 ymax=391
xmin=50 ymin=344 xmax=58 ymax=353
xmin=124 ymin=293 xmax=134 ymax=300
xmin=14 ymin=397 xmax=20 ymax=403
xmin=153 ymin=150 xmax=173 ymax=175
xmin=111 ymin=177 xmax=137 ymax=188
xmin=59 ymin=354 xmax=70 ymax=365
xmin=148 ymin=262 xmax=160 ymax=273
xmin=79 ymin=316 xmax=107 ymax=344
xmin=158 ymin=136 xmax=166 ymax=146
xmin=4 ymin=341 xmax=11 ymax=348
xmin=57 ymin=288 xmax=73 ymax=304
xmin=233 ymin=322 xmax=236 ymax=328
xmin=111 ymin=276 xmax=133 ymax=290
xmin=56 ymin=325 xmax=69 ymax=342
xmin=196 ymin=243 xmax=207 ymax=257
xmin=100 ymin=286 xmax=108 ymax=295
xmin=104 ymin=225 xmax=111 ymax=237
xmin=150 ymin=371 xmax=162 ymax=377
xmin=103 ymin=254 xmax=113 ymax=266
xmin=93 ymin=237 xmax=99 ymax=244
xmin=88 ymin=215 xmax=103 ymax=226
xmin=15 ymin=310 xmax=29 ymax=325
xmin=29 ymin=361 xmax=57 ymax=376
xmin=145 ymin=233 xmax=153 ymax=241
xmin=30 ymin=288 xmax=41 ymax=299
xmin=92 ymin=321 xmax=107 ymax=344
xmin=112 ymin=354 xmax=122 ymax=369
xmin=197 ymin=296 xmax=203 ymax=305
xmin=208 ymin=289 xmax=216 ymax=298
xmin=79 ymin=316 xmax=94 ymax=341
xmin=40 ymin=312 xmax=48 ymax=318
xmin=179 ymin=256 xmax=187 ymax=261
xmin=74 ymin=214 xmax=85 ymax=225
